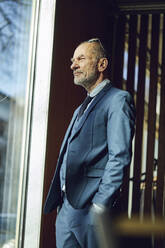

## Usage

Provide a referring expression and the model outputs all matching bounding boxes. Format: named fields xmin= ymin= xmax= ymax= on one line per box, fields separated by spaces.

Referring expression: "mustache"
xmin=73 ymin=70 xmax=83 ymax=75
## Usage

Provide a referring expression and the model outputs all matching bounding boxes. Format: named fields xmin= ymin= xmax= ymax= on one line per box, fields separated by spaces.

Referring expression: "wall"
xmin=40 ymin=0 xmax=115 ymax=247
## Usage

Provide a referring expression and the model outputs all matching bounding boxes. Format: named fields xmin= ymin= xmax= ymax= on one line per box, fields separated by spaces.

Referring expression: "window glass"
xmin=0 ymin=1 xmax=32 ymax=246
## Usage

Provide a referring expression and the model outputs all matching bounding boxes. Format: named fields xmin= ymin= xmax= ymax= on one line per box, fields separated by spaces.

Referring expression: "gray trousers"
xmin=55 ymin=196 xmax=99 ymax=248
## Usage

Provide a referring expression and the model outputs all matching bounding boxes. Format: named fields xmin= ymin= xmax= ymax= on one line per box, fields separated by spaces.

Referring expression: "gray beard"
xmin=74 ymin=72 xmax=98 ymax=90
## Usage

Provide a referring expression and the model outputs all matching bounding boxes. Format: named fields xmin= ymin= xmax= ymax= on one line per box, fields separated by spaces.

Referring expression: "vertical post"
xmin=132 ymin=15 xmax=149 ymax=216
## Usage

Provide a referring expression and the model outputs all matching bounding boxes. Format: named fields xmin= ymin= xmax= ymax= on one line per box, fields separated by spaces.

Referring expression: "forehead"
xmin=73 ymin=42 xmax=96 ymax=58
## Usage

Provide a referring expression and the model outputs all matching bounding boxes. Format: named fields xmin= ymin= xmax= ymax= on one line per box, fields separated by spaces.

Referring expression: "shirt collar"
xmin=88 ymin=79 xmax=110 ymax=97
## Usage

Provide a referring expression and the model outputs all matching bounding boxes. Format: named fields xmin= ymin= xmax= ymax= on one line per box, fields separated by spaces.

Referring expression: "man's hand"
xmin=92 ymin=203 xmax=107 ymax=214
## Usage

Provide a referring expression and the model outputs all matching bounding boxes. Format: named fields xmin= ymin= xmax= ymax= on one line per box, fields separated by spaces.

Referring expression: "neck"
xmin=86 ymin=73 xmax=104 ymax=93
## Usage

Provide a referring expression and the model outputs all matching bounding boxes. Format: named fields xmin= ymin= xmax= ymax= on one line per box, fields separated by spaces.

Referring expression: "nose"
xmin=70 ymin=60 xmax=79 ymax=71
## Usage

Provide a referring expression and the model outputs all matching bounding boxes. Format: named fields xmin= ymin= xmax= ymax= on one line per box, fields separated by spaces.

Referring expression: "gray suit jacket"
xmin=44 ymin=83 xmax=135 ymax=214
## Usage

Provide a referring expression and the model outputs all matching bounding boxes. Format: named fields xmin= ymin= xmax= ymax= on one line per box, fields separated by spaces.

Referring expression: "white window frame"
xmin=15 ymin=0 xmax=57 ymax=247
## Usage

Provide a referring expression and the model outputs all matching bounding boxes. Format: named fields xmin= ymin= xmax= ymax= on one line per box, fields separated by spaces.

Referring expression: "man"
xmin=44 ymin=38 xmax=136 ymax=248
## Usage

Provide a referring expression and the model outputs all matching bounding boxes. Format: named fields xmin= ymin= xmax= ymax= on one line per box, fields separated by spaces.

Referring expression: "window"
xmin=0 ymin=0 xmax=56 ymax=247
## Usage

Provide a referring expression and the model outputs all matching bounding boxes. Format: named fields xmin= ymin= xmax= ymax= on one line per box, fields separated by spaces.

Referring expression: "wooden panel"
xmin=120 ymin=16 xmax=138 ymax=212
xmin=40 ymin=1 xmax=115 ymax=247
xmin=155 ymin=14 xmax=165 ymax=216
xmin=126 ymin=15 xmax=138 ymax=96
xmin=112 ymin=15 xmax=126 ymax=89
xmin=132 ymin=15 xmax=149 ymax=215
xmin=144 ymin=14 xmax=160 ymax=215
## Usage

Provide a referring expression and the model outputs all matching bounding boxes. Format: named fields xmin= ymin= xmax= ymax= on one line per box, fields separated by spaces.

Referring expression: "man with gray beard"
xmin=44 ymin=38 xmax=136 ymax=248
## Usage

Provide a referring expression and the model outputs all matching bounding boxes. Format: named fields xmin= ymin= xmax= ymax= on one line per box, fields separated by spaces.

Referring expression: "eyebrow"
xmin=70 ymin=55 xmax=85 ymax=63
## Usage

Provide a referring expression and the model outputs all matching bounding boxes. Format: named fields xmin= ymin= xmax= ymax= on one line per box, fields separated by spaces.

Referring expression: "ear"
xmin=97 ymin=58 xmax=108 ymax=72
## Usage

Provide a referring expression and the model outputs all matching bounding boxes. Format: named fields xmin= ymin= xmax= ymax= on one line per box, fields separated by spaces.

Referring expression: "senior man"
xmin=44 ymin=38 xmax=136 ymax=248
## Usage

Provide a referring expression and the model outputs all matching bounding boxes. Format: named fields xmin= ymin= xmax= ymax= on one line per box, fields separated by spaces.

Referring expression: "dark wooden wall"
xmin=40 ymin=1 xmax=115 ymax=247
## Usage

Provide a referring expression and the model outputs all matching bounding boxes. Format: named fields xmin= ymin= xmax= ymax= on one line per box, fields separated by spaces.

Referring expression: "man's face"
xmin=70 ymin=43 xmax=99 ymax=89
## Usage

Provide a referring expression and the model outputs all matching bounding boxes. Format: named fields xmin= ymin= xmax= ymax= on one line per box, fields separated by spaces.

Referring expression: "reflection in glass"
xmin=0 ymin=1 xmax=32 ymax=246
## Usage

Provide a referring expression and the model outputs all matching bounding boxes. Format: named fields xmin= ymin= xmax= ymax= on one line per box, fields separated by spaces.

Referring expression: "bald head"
xmin=70 ymin=39 xmax=109 ymax=92
xmin=81 ymin=38 xmax=108 ymax=61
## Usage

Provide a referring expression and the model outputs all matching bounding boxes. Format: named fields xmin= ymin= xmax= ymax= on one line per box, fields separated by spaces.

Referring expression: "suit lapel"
xmin=58 ymin=109 xmax=78 ymax=157
xmin=70 ymin=83 xmax=112 ymax=141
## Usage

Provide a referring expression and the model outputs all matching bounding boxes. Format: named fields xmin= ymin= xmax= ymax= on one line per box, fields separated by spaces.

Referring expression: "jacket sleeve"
xmin=92 ymin=92 xmax=136 ymax=207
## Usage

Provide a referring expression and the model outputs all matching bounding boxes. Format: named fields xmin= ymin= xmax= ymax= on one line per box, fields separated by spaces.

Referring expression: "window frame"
xmin=14 ymin=0 xmax=57 ymax=247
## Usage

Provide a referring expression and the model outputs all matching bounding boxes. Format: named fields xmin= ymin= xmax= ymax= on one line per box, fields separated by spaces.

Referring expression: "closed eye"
xmin=78 ymin=56 xmax=85 ymax=61
xmin=71 ymin=55 xmax=85 ymax=63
